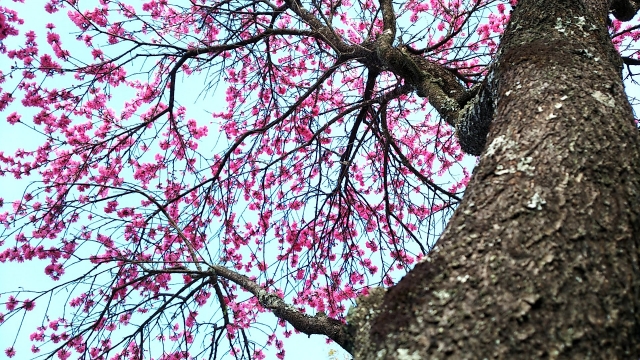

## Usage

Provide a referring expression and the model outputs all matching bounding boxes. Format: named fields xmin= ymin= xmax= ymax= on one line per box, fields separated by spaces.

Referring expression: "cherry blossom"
xmin=0 ymin=0 xmax=639 ymax=359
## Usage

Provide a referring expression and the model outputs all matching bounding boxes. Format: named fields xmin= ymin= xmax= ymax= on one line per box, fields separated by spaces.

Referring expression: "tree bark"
xmin=355 ymin=0 xmax=640 ymax=358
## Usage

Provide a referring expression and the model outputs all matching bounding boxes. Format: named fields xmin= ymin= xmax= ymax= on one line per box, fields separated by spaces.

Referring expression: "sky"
xmin=2 ymin=1 xmax=640 ymax=360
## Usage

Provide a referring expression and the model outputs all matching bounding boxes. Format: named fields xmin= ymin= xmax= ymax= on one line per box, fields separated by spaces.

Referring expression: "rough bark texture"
xmin=354 ymin=0 xmax=640 ymax=358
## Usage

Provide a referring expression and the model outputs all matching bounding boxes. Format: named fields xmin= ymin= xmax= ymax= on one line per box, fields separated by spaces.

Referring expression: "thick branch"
xmin=376 ymin=46 xmax=468 ymax=122
xmin=611 ymin=0 xmax=640 ymax=21
xmin=283 ymin=0 xmax=492 ymax=155
xmin=379 ymin=0 xmax=396 ymax=40
xmin=284 ymin=0 xmax=357 ymax=54
xmin=374 ymin=43 xmax=494 ymax=154
xmin=455 ymin=73 xmax=496 ymax=156
xmin=208 ymin=265 xmax=353 ymax=353
xmin=623 ymin=56 xmax=640 ymax=65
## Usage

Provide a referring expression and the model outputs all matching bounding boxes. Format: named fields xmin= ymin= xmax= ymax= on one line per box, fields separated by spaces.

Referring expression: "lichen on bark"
xmin=344 ymin=287 xmax=387 ymax=357
xmin=354 ymin=0 xmax=640 ymax=358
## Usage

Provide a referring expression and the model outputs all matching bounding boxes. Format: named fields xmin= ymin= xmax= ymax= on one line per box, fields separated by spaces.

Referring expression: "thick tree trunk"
xmin=355 ymin=0 xmax=640 ymax=358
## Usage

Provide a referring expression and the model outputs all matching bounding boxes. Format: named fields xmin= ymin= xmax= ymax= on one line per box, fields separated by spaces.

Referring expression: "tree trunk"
xmin=355 ymin=0 xmax=640 ymax=358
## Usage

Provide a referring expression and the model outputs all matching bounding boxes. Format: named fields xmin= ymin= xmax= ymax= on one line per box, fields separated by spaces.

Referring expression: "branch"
xmin=611 ymin=0 xmax=640 ymax=21
xmin=405 ymin=2 xmax=482 ymax=54
xmin=335 ymin=68 xmax=380 ymax=193
xmin=155 ymin=60 xmax=346 ymax=212
xmin=284 ymin=0 xmax=357 ymax=54
xmin=455 ymin=73 xmax=496 ymax=156
xmin=623 ymin=56 xmax=640 ymax=65
xmin=181 ymin=28 xmax=327 ymax=57
xmin=259 ymin=84 xmax=410 ymax=171
xmin=375 ymin=44 xmax=472 ymax=126
xmin=612 ymin=23 xmax=640 ymax=38
xmin=378 ymin=103 xmax=463 ymax=201
xmin=207 ymin=265 xmax=353 ymax=354
xmin=373 ymin=42 xmax=495 ymax=155
xmin=379 ymin=0 xmax=396 ymax=40
xmin=282 ymin=0 xmax=490 ymax=155
xmin=130 ymin=188 xmax=205 ymax=272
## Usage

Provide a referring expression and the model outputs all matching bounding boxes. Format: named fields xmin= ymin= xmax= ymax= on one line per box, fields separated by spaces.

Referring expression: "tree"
xmin=0 ymin=0 xmax=638 ymax=358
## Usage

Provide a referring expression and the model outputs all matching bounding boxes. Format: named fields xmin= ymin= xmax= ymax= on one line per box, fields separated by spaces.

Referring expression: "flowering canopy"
xmin=1 ymin=0 xmax=640 ymax=359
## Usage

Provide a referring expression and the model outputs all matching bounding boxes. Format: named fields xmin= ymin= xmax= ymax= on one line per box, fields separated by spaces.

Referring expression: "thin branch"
xmin=378 ymin=104 xmax=463 ymax=202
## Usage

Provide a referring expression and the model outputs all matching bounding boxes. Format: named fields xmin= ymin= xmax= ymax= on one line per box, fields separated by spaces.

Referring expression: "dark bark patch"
xmin=501 ymin=40 xmax=577 ymax=69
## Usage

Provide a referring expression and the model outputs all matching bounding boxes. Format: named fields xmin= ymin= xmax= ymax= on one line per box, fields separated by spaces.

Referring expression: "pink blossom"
xmin=56 ymin=348 xmax=70 ymax=360
xmin=22 ymin=298 xmax=35 ymax=311
xmin=5 ymin=296 xmax=17 ymax=311
xmin=46 ymin=32 xmax=60 ymax=45
xmin=44 ymin=262 xmax=65 ymax=280
xmin=6 ymin=112 xmax=20 ymax=125
xmin=185 ymin=311 xmax=198 ymax=327
xmin=0 ymin=8 xmax=20 ymax=41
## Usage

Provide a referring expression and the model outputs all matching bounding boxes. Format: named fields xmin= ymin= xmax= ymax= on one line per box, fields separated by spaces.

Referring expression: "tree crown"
xmin=1 ymin=0 xmax=639 ymax=359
